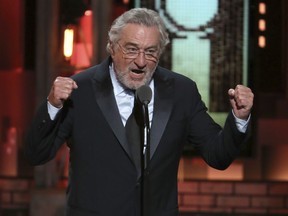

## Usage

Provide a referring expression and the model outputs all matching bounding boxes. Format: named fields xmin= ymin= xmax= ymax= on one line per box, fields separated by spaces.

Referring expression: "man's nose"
xmin=134 ymin=52 xmax=147 ymax=68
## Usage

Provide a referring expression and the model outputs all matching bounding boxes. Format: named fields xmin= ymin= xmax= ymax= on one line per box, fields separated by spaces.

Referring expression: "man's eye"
xmin=126 ymin=47 xmax=138 ymax=53
xmin=146 ymin=49 xmax=156 ymax=54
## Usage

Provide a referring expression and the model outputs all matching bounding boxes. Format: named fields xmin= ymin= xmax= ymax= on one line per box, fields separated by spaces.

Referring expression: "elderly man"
xmin=26 ymin=8 xmax=254 ymax=216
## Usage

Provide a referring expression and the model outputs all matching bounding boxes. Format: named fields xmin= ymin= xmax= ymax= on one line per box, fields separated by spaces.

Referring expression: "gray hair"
xmin=106 ymin=8 xmax=170 ymax=54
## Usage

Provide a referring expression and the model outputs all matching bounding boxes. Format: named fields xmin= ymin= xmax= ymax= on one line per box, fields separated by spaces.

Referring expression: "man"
xmin=26 ymin=8 xmax=254 ymax=216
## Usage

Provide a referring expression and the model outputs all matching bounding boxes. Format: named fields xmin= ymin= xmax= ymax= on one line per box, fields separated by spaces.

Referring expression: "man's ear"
xmin=108 ymin=41 xmax=114 ymax=56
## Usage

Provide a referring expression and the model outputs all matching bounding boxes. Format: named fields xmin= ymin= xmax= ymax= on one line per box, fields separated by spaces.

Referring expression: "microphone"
xmin=135 ymin=85 xmax=152 ymax=106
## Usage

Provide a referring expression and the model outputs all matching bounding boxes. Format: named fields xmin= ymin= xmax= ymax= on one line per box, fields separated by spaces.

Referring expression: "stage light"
xmin=258 ymin=35 xmax=266 ymax=48
xmin=258 ymin=2 xmax=266 ymax=48
xmin=259 ymin=2 xmax=266 ymax=15
xmin=63 ymin=27 xmax=74 ymax=59
xmin=84 ymin=10 xmax=92 ymax=16
xmin=258 ymin=19 xmax=266 ymax=31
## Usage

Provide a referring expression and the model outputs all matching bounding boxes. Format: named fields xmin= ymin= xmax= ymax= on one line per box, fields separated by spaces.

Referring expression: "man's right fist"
xmin=47 ymin=77 xmax=78 ymax=108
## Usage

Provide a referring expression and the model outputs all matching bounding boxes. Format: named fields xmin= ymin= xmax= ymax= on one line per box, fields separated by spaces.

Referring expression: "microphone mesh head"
xmin=136 ymin=85 xmax=152 ymax=105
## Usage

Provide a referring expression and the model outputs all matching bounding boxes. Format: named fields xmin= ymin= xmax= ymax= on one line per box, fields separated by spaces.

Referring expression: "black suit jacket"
xmin=26 ymin=57 xmax=250 ymax=216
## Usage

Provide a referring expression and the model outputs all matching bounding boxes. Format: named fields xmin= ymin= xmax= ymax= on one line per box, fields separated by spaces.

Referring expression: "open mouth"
xmin=131 ymin=69 xmax=144 ymax=74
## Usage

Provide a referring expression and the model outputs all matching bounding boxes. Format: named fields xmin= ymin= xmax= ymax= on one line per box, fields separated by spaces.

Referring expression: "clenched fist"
xmin=47 ymin=77 xmax=78 ymax=108
xmin=228 ymin=85 xmax=254 ymax=120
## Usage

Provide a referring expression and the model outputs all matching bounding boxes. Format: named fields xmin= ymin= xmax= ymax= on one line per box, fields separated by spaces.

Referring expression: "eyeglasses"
xmin=117 ymin=42 xmax=159 ymax=62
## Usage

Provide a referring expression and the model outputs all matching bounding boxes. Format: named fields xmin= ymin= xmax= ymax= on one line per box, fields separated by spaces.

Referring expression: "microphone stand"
xmin=135 ymin=84 xmax=152 ymax=216
xmin=141 ymin=103 xmax=150 ymax=216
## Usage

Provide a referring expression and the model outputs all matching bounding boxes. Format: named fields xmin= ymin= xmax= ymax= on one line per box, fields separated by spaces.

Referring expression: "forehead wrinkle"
xmin=120 ymin=24 xmax=160 ymax=49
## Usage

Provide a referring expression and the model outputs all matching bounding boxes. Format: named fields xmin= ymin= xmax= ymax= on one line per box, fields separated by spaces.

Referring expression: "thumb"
xmin=228 ymin=88 xmax=236 ymax=108
xmin=228 ymin=88 xmax=235 ymax=97
xmin=72 ymin=80 xmax=78 ymax=89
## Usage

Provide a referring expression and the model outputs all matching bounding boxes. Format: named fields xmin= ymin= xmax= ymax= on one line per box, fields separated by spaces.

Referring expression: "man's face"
xmin=111 ymin=23 xmax=161 ymax=90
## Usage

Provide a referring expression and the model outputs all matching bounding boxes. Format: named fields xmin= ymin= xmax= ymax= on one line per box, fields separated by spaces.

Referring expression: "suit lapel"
xmin=89 ymin=60 xmax=173 ymax=163
xmin=90 ymin=58 xmax=132 ymax=159
xmin=150 ymin=68 xmax=173 ymax=159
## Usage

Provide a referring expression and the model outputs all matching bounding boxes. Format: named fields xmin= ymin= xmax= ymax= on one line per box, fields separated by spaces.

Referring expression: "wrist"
xmin=47 ymin=96 xmax=63 ymax=109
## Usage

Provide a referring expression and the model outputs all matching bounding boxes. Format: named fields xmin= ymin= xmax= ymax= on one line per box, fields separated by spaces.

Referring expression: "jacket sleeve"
xmin=25 ymin=100 xmax=69 ymax=165
xmin=187 ymin=91 xmax=251 ymax=170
